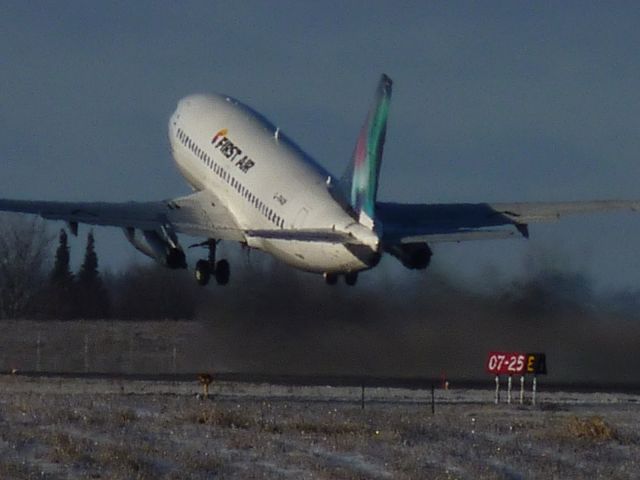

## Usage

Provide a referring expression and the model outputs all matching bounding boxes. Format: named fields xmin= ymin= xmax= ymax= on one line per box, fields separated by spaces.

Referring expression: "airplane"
xmin=1 ymin=74 xmax=639 ymax=286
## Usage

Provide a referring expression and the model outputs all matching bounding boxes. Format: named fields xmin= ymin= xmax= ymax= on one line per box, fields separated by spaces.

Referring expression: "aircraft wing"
xmin=377 ymin=200 xmax=640 ymax=244
xmin=0 ymin=191 xmax=366 ymax=245
xmin=488 ymin=200 xmax=640 ymax=222
xmin=0 ymin=190 xmax=246 ymax=241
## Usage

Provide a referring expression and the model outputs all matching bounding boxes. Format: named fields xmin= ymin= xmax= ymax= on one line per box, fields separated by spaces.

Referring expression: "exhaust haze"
xmin=194 ymin=252 xmax=640 ymax=384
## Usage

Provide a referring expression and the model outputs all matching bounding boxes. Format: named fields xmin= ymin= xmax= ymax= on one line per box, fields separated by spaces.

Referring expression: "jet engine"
xmin=387 ymin=242 xmax=433 ymax=270
xmin=123 ymin=227 xmax=186 ymax=269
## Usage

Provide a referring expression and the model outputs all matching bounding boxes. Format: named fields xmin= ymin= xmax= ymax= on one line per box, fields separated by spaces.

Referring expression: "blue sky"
xmin=2 ymin=1 xmax=640 ymax=291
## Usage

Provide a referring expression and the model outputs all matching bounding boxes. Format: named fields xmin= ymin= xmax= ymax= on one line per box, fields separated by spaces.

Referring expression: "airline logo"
xmin=212 ymin=128 xmax=228 ymax=144
xmin=211 ymin=128 xmax=255 ymax=173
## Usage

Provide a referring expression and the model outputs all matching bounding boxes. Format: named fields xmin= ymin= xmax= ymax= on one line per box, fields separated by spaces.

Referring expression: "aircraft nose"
xmin=169 ymin=99 xmax=185 ymax=127
xmin=168 ymin=110 xmax=177 ymax=132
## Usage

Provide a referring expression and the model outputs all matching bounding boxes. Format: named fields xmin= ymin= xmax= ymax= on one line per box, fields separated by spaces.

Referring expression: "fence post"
xmin=172 ymin=345 xmax=177 ymax=374
xmin=83 ymin=334 xmax=89 ymax=373
xmin=36 ymin=332 xmax=42 ymax=372
xmin=431 ymin=384 xmax=435 ymax=415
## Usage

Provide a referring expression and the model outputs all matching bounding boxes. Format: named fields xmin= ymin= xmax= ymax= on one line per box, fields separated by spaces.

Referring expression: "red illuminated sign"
xmin=486 ymin=352 xmax=547 ymax=375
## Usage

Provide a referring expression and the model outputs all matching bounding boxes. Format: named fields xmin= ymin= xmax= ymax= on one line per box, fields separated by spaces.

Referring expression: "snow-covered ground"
xmin=0 ymin=375 xmax=638 ymax=479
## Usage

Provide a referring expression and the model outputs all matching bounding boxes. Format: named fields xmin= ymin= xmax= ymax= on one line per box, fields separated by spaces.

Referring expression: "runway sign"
xmin=486 ymin=352 xmax=547 ymax=375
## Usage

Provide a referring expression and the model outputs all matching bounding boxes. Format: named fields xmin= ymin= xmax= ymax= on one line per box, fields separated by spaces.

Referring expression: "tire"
xmin=324 ymin=273 xmax=338 ymax=285
xmin=215 ymin=259 xmax=230 ymax=285
xmin=195 ymin=259 xmax=211 ymax=286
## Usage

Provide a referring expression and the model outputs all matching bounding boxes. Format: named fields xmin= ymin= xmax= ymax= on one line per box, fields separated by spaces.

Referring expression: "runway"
xmin=15 ymin=369 xmax=640 ymax=394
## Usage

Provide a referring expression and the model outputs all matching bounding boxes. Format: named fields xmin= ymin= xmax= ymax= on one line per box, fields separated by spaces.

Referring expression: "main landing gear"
xmin=323 ymin=272 xmax=358 ymax=286
xmin=194 ymin=240 xmax=230 ymax=286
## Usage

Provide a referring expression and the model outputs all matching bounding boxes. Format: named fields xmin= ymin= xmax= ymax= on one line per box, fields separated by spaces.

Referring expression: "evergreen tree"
xmin=44 ymin=229 xmax=75 ymax=319
xmin=78 ymin=231 xmax=99 ymax=285
xmin=77 ymin=231 xmax=110 ymax=318
xmin=50 ymin=229 xmax=73 ymax=286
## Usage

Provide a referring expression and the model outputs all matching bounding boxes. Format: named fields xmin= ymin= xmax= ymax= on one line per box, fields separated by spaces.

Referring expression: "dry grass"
xmin=192 ymin=407 xmax=253 ymax=429
xmin=49 ymin=432 xmax=94 ymax=464
xmin=94 ymin=444 xmax=155 ymax=479
xmin=0 ymin=460 xmax=36 ymax=480
xmin=117 ymin=408 xmax=138 ymax=425
xmin=288 ymin=419 xmax=366 ymax=436
xmin=565 ymin=415 xmax=617 ymax=441
xmin=0 ymin=377 xmax=638 ymax=479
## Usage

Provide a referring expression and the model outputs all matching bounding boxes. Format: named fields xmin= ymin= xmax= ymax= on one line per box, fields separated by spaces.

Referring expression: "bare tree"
xmin=0 ymin=214 xmax=52 ymax=319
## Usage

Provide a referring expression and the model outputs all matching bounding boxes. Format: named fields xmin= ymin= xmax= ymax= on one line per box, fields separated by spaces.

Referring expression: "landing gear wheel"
xmin=324 ymin=273 xmax=338 ymax=285
xmin=215 ymin=259 xmax=230 ymax=286
xmin=195 ymin=259 xmax=211 ymax=286
xmin=345 ymin=272 xmax=358 ymax=286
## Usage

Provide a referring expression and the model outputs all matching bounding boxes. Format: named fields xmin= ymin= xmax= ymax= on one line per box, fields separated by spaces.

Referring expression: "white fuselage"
xmin=167 ymin=94 xmax=378 ymax=273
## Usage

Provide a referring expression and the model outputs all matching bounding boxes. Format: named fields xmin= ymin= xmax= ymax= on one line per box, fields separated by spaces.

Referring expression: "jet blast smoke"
xmin=194 ymin=252 xmax=640 ymax=385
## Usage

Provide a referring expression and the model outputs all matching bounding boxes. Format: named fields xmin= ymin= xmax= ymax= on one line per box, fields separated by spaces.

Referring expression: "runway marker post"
xmin=198 ymin=373 xmax=213 ymax=399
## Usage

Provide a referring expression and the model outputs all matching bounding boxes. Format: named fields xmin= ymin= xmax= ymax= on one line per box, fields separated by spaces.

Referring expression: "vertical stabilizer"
xmin=340 ymin=74 xmax=392 ymax=229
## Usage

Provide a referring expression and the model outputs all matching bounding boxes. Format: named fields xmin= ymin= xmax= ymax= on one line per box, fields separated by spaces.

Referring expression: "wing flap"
xmin=398 ymin=229 xmax=517 ymax=244
xmin=245 ymin=229 xmax=358 ymax=244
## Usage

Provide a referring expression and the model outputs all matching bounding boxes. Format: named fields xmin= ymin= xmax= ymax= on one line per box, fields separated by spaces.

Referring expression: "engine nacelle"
xmin=387 ymin=242 xmax=432 ymax=270
xmin=123 ymin=228 xmax=186 ymax=269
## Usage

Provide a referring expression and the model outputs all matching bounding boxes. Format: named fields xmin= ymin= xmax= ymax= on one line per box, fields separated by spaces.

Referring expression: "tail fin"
xmin=340 ymin=74 xmax=392 ymax=229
